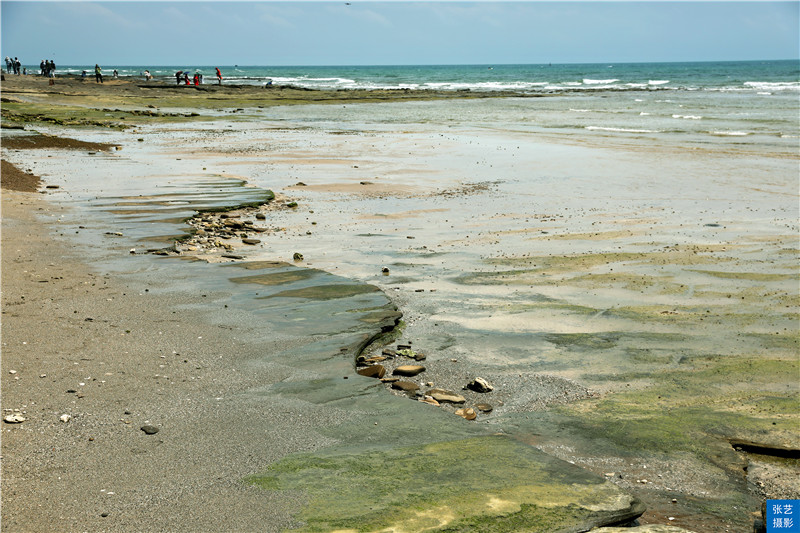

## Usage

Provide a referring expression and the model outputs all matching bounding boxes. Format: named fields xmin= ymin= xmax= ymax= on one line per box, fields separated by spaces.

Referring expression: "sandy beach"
xmin=2 ymin=74 xmax=797 ymax=532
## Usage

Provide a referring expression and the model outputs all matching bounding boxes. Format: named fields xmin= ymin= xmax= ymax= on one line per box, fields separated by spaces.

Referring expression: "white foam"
xmin=583 ymin=78 xmax=619 ymax=85
xmin=710 ymin=130 xmax=750 ymax=136
xmin=648 ymin=80 xmax=670 ymax=85
xmin=744 ymin=81 xmax=800 ymax=92
xmin=672 ymin=114 xmax=702 ymax=120
xmin=569 ymin=109 xmax=590 ymax=113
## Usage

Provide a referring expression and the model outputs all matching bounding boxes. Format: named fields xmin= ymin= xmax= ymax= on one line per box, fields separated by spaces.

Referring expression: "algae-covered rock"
xmin=247 ymin=435 xmax=645 ymax=532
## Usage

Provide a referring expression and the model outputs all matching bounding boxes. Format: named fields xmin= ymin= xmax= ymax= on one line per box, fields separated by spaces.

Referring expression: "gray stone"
xmin=141 ymin=425 xmax=160 ymax=435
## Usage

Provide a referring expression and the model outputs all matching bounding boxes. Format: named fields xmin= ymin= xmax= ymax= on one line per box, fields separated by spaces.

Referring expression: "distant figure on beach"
xmin=184 ymin=72 xmax=190 ymax=85
xmin=13 ymin=57 xmax=20 ymax=75
xmin=193 ymin=73 xmax=199 ymax=86
xmin=113 ymin=69 xmax=118 ymax=79
xmin=198 ymin=72 xmax=204 ymax=84
xmin=175 ymin=71 xmax=183 ymax=85
xmin=5 ymin=57 xmax=11 ymax=73
xmin=95 ymin=64 xmax=103 ymax=83
xmin=144 ymin=70 xmax=152 ymax=81
xmin=215 ymin=67 xmax=222 ymax=85
xmin=82 ymin=70 xmax=87 ymax=78
xmin=48 ymin=60 xmax=55 ymax=78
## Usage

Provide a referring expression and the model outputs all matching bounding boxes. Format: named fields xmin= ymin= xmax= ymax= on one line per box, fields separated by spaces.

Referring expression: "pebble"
xmin=393 ymin=365 xmax=426 ymax=377
xmin=356 ymin=365 xmax=386 ymax=379
xmin=455 ymin=408 xmax=477 ymax=420
xmin=140 ymin=425 xmax=160 ymax=435
xmin=391 ymin=381 xmax=420 ymax=393
xmin=428 ymin=389 xmax=466 ymax=404
xmin=3 ymin=414 xmax=26 ymax=424
xmin=60 ymin=414 xmax=71 ymax=423
xmin=465 ymin=377 xmax=493 ymax=393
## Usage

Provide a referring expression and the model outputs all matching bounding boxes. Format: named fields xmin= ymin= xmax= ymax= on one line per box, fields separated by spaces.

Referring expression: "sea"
xmin=57 ymin=60 xmax=799 ymax=94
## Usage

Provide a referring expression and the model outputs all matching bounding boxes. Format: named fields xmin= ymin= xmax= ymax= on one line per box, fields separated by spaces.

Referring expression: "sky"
xmin=1 ymin=1 xmax=798 ymax=66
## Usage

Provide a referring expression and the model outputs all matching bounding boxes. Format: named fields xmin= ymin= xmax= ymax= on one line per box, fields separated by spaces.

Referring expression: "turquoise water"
xmin=56 ymin=60 xmax=799 ymax=93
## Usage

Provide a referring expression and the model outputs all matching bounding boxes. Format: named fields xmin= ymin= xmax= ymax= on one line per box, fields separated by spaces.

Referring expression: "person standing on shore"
xmin=95 ymin=64 xmax=103 ymax=83
xmin=215 ymin=67 xmax=222 ymax=85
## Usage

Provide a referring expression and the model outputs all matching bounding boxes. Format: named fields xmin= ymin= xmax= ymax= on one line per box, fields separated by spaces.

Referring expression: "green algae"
xmin=560 ymin=356 xmax=800 ymax=456
xmin=246 ymin=435 xmax=641 ymax=533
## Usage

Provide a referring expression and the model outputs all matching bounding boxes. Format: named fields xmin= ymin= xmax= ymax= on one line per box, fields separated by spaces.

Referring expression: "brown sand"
xmin=0 ymin=187 xmax=343 ymax=531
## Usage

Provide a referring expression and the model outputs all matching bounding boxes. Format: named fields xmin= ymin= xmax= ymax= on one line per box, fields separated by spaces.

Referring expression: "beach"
xmin=2 ymin=72 xmax=798 ymax=532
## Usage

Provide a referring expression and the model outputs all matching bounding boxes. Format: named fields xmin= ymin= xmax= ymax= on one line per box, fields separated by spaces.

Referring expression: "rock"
xmin=381 ymin=267 xmax=390 ymax=275
xmin=365 ymin=356 xmax=387 ymax=363
xmin=242 ymin=238 xmax=261 ymax=245
xmin=393 ymin=365 xmax=426 ymax=377
xmin=222 ymin=254 xmax=244 ymax=259
xmin=428 ymin=389 xmax=466 ymax=404
xmin=466 ymin=377 xmax=494 ymax=393
xmin=3 ymin=414 xmax=26 ymax=424
xmin=140 ymin=425 xmax=160 ymax=435
xmin=293 ymin=252 xmax=304 ymax=261
xmin=475 ymin=403 xmax=494 ymax=413
xmin=419 ymin=396 xmax=440 ymax=406
xmin=455 ymin=408 xmax=477 ymax=420
xmin=255 ymin=213 xmax=267 ymax=220
xmin=391 ymin=381 xmax=420 ymax=393
xmin=59 ymin=414 xmax=71 ymax=423
xmin=397 ymin=348 xmax=426 ymax=361
xmin=357 ymin=365 xmax=386 ymax=379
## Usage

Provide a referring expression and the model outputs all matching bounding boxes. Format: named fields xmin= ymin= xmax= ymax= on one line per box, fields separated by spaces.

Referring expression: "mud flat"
xmin=3 ymin=117 xmax=645 ymax=531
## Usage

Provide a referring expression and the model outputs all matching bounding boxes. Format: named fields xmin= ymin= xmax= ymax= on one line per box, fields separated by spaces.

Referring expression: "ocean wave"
xmin=583 ymin=78 xmax=619 ymax=85
xmin=586 ymin=126 xmax=660 ymax=133
xmin=710 ymin=130 xmax=750 ymax=136
xmin=648 ymin=80 xmax=670 ymax=85
xmin=744 ymin=81 xmax=800 ymax=92
xmin=672 ymin=114 xmax=702 ymax=120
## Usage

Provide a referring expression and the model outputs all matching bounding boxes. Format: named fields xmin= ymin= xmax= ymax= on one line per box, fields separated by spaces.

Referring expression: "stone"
xmin=455 ymin=408 xmax=477 ymax=420
xmin=391 ymin=381 xmax=420 ymax=393
xmin=141 ymin=425 xmax=160 ymax=435
xmin=419 ymin=396 xmax=440 ymax=406
xmin=60 ymin=414 xmax=71 ymax=423
xmin=475 ymin=403 xmax=494 ymax=413
xmin=393 ymin=365 xmax=426 ymax=377
xmin=255 ymin=213 xmax=267 ymax=220
xmin=466 ymin=377 xmax=494 ymax=393
xmin=428 ymin=389 xmax=466 ymax=404
xmin=356 ymin=365 xmax=386 ymax=379
xmin=242 ymin=238 xmax=261 ymax=245
xmin=3 ymin=414 xmax=26 ymax=424
xmin=293 ymin=252 xmax=304 ymax=261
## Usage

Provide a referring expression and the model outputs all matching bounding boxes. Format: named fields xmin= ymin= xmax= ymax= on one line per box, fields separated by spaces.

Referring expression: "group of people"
xmin=39 ymin=59 xmax=56 ymax=77
xmin=4 ymin=56 xmax=22 ymax=74
xmin=174 ymin=68 xmax=223 ymax=86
